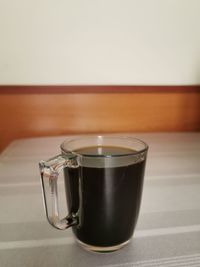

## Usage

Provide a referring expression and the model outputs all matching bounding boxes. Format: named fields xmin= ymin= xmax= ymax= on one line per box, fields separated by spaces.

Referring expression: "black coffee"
xmin=64 ymin=146 xmax=146 ymax=247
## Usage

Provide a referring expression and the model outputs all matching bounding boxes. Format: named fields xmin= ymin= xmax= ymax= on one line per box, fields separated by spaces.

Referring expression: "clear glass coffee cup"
xmin=39 ymin=135 xmax=148 ymax=252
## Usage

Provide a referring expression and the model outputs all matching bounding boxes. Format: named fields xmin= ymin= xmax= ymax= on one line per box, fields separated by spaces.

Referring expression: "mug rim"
xmin=60 ymin=135 xmax=148 ymax=158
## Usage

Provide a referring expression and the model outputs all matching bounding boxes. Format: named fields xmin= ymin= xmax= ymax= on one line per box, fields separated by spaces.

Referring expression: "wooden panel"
xmin=0 ymin=92 xmax=200 ymax=151
xmin=0 ymin=85 xmax=199 ymax=93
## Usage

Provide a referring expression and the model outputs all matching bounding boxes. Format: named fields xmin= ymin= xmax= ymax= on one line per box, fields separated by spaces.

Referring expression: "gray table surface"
xmin=0 ymin=133 xmax=200 ymax=267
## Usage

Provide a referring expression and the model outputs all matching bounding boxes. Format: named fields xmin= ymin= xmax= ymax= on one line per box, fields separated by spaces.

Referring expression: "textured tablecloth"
xmin=0 ymin=133 xmax=200 ymax=267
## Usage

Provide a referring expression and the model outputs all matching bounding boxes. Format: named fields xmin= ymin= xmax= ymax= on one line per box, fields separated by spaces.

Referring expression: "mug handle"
xmin=39 ymin=154 xmax=79 ymax=230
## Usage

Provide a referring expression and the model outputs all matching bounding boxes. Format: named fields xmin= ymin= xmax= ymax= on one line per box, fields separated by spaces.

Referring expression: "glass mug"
xmin=39 ymin=136 xmax=148 ymax=252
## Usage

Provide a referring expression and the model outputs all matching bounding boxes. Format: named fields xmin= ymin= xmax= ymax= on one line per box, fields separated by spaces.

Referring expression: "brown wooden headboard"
xmin=0 ymin=86 xmax=200 ymax=152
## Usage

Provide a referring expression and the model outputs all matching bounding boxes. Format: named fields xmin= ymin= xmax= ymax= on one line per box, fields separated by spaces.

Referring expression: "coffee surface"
xmin=64 ymin=146 xmax=146 ymax=247
xmin=74 ymin=145 xmax=137 ymax=156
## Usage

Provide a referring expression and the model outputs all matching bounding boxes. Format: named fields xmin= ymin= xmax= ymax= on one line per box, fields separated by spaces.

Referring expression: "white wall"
xmin=0 ymin=0 xmax=200 ymax=85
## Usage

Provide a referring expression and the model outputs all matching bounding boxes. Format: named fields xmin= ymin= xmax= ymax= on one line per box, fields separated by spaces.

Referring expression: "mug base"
xmin=76 ymin=238 xmax=130 ymax=253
